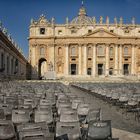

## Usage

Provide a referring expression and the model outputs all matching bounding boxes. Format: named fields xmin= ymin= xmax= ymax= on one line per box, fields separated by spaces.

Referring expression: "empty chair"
xmin=17 ymin=122 xmax=53 ymax=140
xmin=19 ymin=130 xmax=51 ymax=140
xmin=0 ymin=120 xmax=17 ymax=140
xmin=56 ymin=122 xmax=81 ymax=140
xmin=34 ymin=110 xmax=53 ymax=124
xmin=0 ymin=109 xmax=5 ymax=120
xmin=24 ymin=99 xmax=37 ymax=109
xmin=0 ymin=103 xmax=13 ymax=119
xmin=77 ymin=103 xmax=89 ymax=116
xmin=58 ymin=102 xmax=72 ymax=115
xmin=77 ymin=103 xmax=89 ymax=123
xmin=86 ymin=108 xmax=101 ymax=123
xmin=109 ymin=93 xmax=120 ymax=105
xmin=17 ymin=122 xmax=49 ymax=133
xmin=12 ymin=109 xmax=30 ymax=124
xmin=125 ymin=97 xmax=139 ymax=115
xmin=72 ymin=99 xmax=84 ymax=110
xmin=39 ymin=99 xmax=51 ymax=106
xmin=87 ymin=120 xmax=112 ymax=140
xmin=60 ymin=107 xmax=76 ymax=115
xmin=17 ymin=105 xmax=32 ymax=112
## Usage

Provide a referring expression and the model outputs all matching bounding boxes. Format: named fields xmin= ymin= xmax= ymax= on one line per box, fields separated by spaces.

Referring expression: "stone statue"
xmin=106 ymin=16 xmax=109 ymax=25
xmin=3 ymin=28 xmax=8 ymax=35
xmin=114 ymin=17 xmax=117 ymax=25
xmin=48 ymin=61 xmax=53 ymax=71
xmin=0 ymin=21 xmax=2 ymax=29
xmin=132 ymin=17 xmax=135 ymax=25
xmin=31 ymin=18 xmax=34 ymax=24
xmin=100 ymin=16 xmax=103 ymax=24
xmin=119 ymin=17 xmax=123 ymax=25
xmin=51 ymin=17 xmax=55 ymax=24
xmin=66 ymin=17 xmax=69 ymax=24
xmin=93 ymin=17 xmax=96 ymax=24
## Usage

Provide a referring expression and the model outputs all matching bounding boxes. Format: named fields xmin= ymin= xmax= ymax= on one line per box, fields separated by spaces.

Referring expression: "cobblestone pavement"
xmin=70 ymin=86 xmax=140 ymax=135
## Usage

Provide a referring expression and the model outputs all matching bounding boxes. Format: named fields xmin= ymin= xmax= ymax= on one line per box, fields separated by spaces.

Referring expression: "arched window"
xmin=124 ymin=47 xmax=128 ymax=55
xmin=58 ymin=47 xmax=62 ymax=55
xmin=97 ymin=46 xmax=104 ymax=56
xmin=109 ymin=47 xmax=113 ymax=56
xmin=40 ymin=47 xmax=45 ymax=55
xmin=88 ymin=47 xmax=92 ymax=56
xmin=71 ymin=47 xmax=76 ymax=56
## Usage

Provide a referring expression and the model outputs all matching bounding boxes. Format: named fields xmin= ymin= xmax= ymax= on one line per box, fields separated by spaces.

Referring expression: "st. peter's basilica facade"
xmin=29 ymin=5 xmax=140 ymax=79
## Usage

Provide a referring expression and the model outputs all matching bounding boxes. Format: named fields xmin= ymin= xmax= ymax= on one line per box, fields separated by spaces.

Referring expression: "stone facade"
xmin=0 ymin=23 xmax=27 ymax=80
xmin=29 ymin=5 xmax=140 ymax=80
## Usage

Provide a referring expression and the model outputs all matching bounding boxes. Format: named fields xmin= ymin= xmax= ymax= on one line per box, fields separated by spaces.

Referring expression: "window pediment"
xmin=83 ymin=28 xmax=119 ymax=38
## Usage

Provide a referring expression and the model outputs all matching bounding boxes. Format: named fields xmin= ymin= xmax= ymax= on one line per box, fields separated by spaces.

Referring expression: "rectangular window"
xmin=58 ymin=30 xmax=62 ymax=35
xmin=72 ymin=58 xmax=76 ymax=61
xmin=124 ymin=30 xmax=129 ymax=33
xmin=88 ymin=58 xmax=92 ymax=61
xmin=71 ymin=30 xmax=77 ymax=34
xmin=88 ymin=30 xmax=92 ymax=33
xmin=110 ymin=30 xmax=114 ymax=33
xmin=40 ymin=28 xmax=45 ymax=35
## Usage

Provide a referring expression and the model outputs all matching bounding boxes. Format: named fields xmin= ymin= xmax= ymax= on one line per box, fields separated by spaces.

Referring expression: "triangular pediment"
xmin=83 ymin=28 xmax=119 ymax=38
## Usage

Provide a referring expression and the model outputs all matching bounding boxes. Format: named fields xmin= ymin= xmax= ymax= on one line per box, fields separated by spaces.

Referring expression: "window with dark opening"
xmin=110 ymin=30 xmax=114 ymax=33
xmin=88 ymin=30 xmax=92 ymax=33
xmin=72 ymin=59 xmax=76 ymax=61
xmin=40 ymin=28 xmax=45 ymax=35
xmin=87 ymin=68 xmax=92 ymax=75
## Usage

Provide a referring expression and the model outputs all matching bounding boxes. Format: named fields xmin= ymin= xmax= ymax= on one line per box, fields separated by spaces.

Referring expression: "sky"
xmin=0 ymin=0 xmax=140 ymax=58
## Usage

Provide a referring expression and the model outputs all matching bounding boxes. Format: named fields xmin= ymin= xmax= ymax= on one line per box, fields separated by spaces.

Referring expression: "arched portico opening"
xmin=38 ymin=58 xmax=47 ymax=79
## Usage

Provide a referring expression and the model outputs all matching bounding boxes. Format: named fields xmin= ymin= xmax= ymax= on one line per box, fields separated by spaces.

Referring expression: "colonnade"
xmin=0 ymin=47 xmax=26 ymax=79
xmin=64 ymin=44 xmax=136 ymax=77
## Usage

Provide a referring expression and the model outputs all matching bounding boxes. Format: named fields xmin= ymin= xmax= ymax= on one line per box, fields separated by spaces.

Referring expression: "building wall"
xmin=0 ymin=27 xmax=28 ymax=80
xmin=29 ymin=8 xmax=140 ymax=79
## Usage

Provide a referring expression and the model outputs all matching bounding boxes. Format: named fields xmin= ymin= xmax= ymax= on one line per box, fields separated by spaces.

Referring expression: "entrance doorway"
xmin=38 ymin=58 xmax=47 ymax=79
xmin=123 ymin=64 xmax=129 ymax=75
xmin=87 ymin=68 xmax=92 ymax=75
xmin=109 ymin=68 xmax=113 ymax=75
xmin=71 ymin=64 xmax=77 ymax=75
xmin=98 ymin=64 xmax=104 ymax=75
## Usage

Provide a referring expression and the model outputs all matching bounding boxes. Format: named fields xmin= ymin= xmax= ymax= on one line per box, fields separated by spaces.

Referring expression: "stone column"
xmin=0 ymin=49 xmax=1 ymax=69
xmin=92 ymin=44 xmax=96 ymax=77
xmin=78 ymin=45 xmax=82 ymax=75
xmin=13 ymin=58 xmax=16 ymax=75
xmin=31 ymin=45 xmax=37 ymax=79
xmin=65 ymin=44 xmax=69 ymax=75
xmin=105 ymin=45 xmax=109 ymax=75
xmin=4 ymin=53 xmax=7 ymax=75
xmin=9 ymin=55 xmax=12 ymax=76
xmin=115 ymin=44 xmax=119 ymax=75
xmin=131 ymin=45 xmax=135 ymax=75
xmin=119 ymin=45 xmax=123 ymax=75
xmin=83 ymin=45 xmax=87 ymax=75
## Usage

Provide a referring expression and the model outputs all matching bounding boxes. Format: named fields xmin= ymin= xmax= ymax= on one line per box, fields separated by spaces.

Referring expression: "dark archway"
xmin=38 ymin=58 xmax=47 ymax=79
